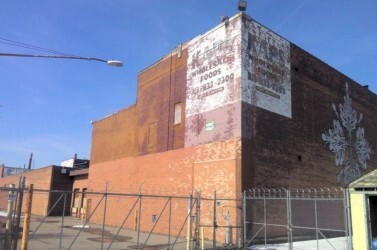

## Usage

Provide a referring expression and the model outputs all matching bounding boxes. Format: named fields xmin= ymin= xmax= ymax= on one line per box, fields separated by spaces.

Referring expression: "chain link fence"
xmin=0 ymin=185 xmax=352 ymax=249
xmin=0 ymin=179 xmax=25 ymax=250
xmin=0 ymin=185 xmax=242 ymax=249
xmin=243 ymin=188 xmax=352 ymax=250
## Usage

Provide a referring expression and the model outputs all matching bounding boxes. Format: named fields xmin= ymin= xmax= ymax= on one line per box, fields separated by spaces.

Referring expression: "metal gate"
xmin=243 ymin=188 xmax=352 ymax=250
xmin=0 ymin=186 xmax=241 ymax=249
xmin=25 ymin=189 xmax=201 ymax=249
xmin=0 ymin=177 xmax=25 ymax=250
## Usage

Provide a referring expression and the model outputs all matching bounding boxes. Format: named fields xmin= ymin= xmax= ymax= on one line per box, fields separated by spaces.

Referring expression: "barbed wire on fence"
xmin=244 ymin=187 xmax=345 ymax=199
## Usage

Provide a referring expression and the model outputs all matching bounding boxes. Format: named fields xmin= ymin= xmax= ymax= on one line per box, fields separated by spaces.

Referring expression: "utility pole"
xmin=27 ymin=153 xmax=33 ymax=170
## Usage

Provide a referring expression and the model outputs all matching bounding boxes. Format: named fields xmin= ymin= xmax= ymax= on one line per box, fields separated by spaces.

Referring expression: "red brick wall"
xmin=90 ymin=48 xmax=188 ymax=165
xmin=241 ymin=42 xmax=377 ymax=241
xmin=72 ymin=174 xmax=88 ymax=192
xmin=137 ymin=49 xmax=187 ymax=155
xmin=0 ymin=166 xmax=53 ymax=216
xmin=242 ymin=44 xmax=377 ymax=190
xmin=70 ymin=174 xmax=88 ymax=218
xmin=90 ymin=105 xmax=138 ymax=164
xmin=88 ymin=138 xmax=242 ymax=239
xmin=89 ymin=138 xmax=240 ymax=196
xmin=0 ymin=166 xmax=53 ymax=190
xmin=0 ymin=166 xmax=74 ymax=216
xmin=87 ymin=13 xmax=377 ymax=243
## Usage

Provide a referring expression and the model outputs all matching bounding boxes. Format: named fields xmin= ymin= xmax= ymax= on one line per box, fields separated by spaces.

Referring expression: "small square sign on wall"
xmin=205 ymin=120 xmax=216 ymax=131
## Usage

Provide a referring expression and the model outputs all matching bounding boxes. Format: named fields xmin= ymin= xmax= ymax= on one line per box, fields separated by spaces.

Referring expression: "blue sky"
xmin=1 ymin=0 xmax=376 ymax=168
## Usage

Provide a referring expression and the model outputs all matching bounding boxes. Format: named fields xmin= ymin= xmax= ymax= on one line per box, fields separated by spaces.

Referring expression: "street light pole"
xmin=0 ymin=52 xmax=123 ymax=67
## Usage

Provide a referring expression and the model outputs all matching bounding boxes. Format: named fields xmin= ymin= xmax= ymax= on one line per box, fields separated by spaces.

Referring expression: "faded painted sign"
xmin=185 ymin=16 xmax=242 ymax=147
xmin=242 ymin=19 xmax=292 ymax=118
xmin=184 ymin=16 xmax=292 ymax=147
xmin=186 ymin=17 xmax=242 ymax=117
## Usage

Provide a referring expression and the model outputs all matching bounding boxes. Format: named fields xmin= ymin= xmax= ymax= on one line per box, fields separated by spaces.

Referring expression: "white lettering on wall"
xmin=186 ymin=18 xmax=242 ymax=117
xmin=242 ymin=19 xmax=292 ymax=118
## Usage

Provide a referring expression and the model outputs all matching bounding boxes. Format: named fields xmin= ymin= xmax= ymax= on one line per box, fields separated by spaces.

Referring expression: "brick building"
xmin=0 ymin=156 xmax=89 ymax=218
xmin=86 ymin=12 xmax=377 ymax=241
xmin=0 ymin=165 xmax=73 ymax=216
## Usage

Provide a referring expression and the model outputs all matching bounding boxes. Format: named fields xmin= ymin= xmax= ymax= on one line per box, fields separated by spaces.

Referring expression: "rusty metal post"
xmin=21 ymin=184 xmax=34 ymax=250
xmin=12 ymin=176 xmax=25 ymax=250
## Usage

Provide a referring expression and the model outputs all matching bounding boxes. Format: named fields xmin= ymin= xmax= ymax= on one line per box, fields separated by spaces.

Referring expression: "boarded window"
xmin=174 ymin=103 xmax=182 ymax=125
xmin=148 ymin=122 xmax=157 ymax=146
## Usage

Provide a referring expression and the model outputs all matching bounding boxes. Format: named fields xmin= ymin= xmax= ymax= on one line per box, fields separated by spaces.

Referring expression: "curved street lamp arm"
xmin=0 ymin=53 xmax=123 ymax=67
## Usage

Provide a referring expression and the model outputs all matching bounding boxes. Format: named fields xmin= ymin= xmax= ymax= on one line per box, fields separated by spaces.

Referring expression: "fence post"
xmin=187 ymin=195 xmax=192 ymax=250
xmin=263 ymin=193 xmax=267 ymax=246
xmin=101 ymin=182 xmax=108 ymax=250
xmin=137 ymin=185 xmax=142 ymax=247
xmin=344 ymin=188 xmax=353 ymax=250
xmin=314 ymin=196 xmax=319 ymax=249
xmin=243 ymin=190 xmax=247 ymax=249
xmin=286 ymin=189 xmax=293 ymax=250
xmin=194 ymin=192 xmax=201 ymax=250
xmin=12 ymin=176 xmax=25 ymax=250
xmin=213 ymin=191 xmax=217 ymax=250
xmin=59 ymin=192 xmax=67 ymax=250
xmin=168 ymin=197 xmax=172 ymax=250
xmin=21 ymin=184 xmax=34 ymax=250
xmin=5 ymin=184 xmax=15 ymax=249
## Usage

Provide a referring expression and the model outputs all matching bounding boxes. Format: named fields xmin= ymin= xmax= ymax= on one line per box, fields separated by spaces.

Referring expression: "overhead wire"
xmin=0 ymin=36 xmax=78 ymax=57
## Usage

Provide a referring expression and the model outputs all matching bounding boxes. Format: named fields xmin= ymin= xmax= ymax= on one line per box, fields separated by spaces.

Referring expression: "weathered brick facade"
xmin=0 ymin=166 xmax=73 ymax=216
xmin=88 ymin=13 xmax=377 ymax=241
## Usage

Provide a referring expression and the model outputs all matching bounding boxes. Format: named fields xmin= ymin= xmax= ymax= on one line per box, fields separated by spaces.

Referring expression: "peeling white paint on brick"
xmin=184 ymin=16 xmax=243 ymax=147
xmin=184 ymin=16 xmax=292 ymax=148
xmin=242 ymin=19 xmax=292 ymax=118
xmin=186 ymin=17 xmax=242 ymax=117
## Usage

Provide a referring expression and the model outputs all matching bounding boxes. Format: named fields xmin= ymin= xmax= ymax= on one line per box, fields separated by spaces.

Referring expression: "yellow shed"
xmin=349 ymin=170 xmax=377 ymax=250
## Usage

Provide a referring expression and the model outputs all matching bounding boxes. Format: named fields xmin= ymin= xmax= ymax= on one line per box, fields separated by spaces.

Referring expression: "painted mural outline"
xmin=322 ymin=83 xmax=373 ymax=185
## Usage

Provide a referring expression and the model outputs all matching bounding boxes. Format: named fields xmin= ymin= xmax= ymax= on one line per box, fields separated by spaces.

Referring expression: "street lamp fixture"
xmin=0 ymin=53 xmax=123 ymax=67
xmin=238 ymin=0 xmax=247 ymax=11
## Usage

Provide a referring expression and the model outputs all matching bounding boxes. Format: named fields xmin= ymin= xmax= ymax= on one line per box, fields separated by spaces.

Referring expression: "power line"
xmin=0 ymin=37 xmax=78 ymax=57
xmin=0 ymin=41 xmax=72 ymax=56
